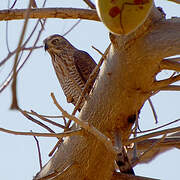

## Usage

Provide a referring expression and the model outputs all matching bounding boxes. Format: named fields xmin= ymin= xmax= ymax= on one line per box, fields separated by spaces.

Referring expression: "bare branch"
xmin=19 ymin=109 xmax=56 ymax=134
xmin=5 ymin=21 xmax=11 ymax=53
xmin=33 ymin=134 xmax=43 ymax=170
xmin=30 ymin=110 xmax=68 ymax=130
xmin=148 ymin=98 xmax=158 ymax=124
xmin=62 ymin=19 xmax=81 ymax=37
xmin=164 ymin=57 xmax=180 ymax=62
xmin=0 ymin=8 xmax=100 ymax=22
xmin=51 ymin=92 xmax=117 ymax=155
xmin=0 ymin=127 xmax=83 ymax=138
xmin=127 ymin=126 xmax=180 ymax=145
xmin=0 ymin=20 xmax=42 ymax=67
xmin=136 ymin=118 xmax=180 ymax=134
xmin=160 ymin=85 xmax=180 ymax=91
xmin=160 ymin=59 xmax=180 ymax=71
xmin=112 ymin=172 xmax=159 ymax=180
xmin=25 ymin=111 xmax=64 ymax=118
xmin=0 ymin=19 xmax=46 ymax=96
xmin=48 ymin=139 xmax=63 ymax=157
xmin=10 ymin=0 xmax=32 ymax=109
xmin=167 ymin=0 xmax=180 ymax=4
xmin=83 ymin=0 xmax=96 ymax=9
xmin=10 ymin=0 xmax=18 ymax=9
xmin=132 ymin=134 xmax=166 ymax=166
xmin=152 ymin=74 xmax=180 ymax=91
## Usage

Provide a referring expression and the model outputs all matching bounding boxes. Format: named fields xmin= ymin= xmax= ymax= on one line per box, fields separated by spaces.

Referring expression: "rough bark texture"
xmin=34 ymin=5 xmax=180 ymax=180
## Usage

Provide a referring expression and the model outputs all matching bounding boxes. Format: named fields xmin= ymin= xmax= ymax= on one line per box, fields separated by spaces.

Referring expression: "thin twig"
xmin=160 ymin=85 xmax=180 ymax=91
xmin=148 ymin=98 xmax=158 ymax=124
xmin=167 ymin=0 xmax=180 ymax=4
xmin=19 ymin=109 xmax=56 ymax=134
xmin=32 ymin=132 xmax=43 ymax=170
xmin=10 ymin=0 xmax=18 ymax=9
xmin=25 ymin=111 xmax=64 ymax=118
xmin=30 ymin=110 xmax=68 ymax=130
xmin=83 ymin=0 xmax=96 ymax=9
xmin=160 ymin=59 xmax=180 ymax=71
xmin=0 ymin=127 xmax=83 ymax=138
xmin=63 ymin=117 xmax=67 ymax=126
xmin=163 ymin=57 xmax=180 ymax=62
xmin=62 ymin=19 xmax=81 ymax=37
xmin=127 ymin=126 xmax=180 ymax=145
xmin=48 ymin=139 xmax=63 ymax=157
xmin=0 ymin=17 xmax=45 ymax=96
xmin=0 ymin=20 xmax=41 ymax=67
xmin=152 ymin=74 xmax=180 ymax=91
xmin=51 ymin=93 xmax=117 ymax=155
xmin=132 ymin=134 xmax=167 ymax=167
xmin=2 ymin=19 xmax=46 ymax=96
xmin=135 ymin=118 xmax=180 ymax=134
xmin=5 ymin=21 xmax=11 ymax=53
xmin=22 ymin=46 xmax=43 ymax=50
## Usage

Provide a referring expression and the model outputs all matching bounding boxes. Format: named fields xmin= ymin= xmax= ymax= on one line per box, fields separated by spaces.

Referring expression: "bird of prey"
xmin=43 ymin=34 xmax=97 ymax=110
xmin=43 ymin=34 xmax=134 ymax=175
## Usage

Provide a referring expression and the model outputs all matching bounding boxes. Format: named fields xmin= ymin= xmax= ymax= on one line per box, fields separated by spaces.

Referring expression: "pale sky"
xmin=0 ymin=0 xmax=180 ymax=179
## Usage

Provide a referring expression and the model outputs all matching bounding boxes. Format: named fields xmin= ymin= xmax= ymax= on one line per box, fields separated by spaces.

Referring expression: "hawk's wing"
xmin=73 ymin=50 xmax=97 ymax=83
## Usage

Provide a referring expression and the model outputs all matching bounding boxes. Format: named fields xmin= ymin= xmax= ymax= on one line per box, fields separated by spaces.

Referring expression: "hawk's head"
xmin=43 ymin=34 xmax=73 ymax=53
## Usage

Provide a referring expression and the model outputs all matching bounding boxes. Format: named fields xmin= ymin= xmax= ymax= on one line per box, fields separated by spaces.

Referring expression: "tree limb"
xmin=0 ymin=8 xmax=100 ymax=22
xmin=160 ymin=59 xmax=180 ymax=71
xmin=160 ymin=85 xmax=180 ymax=91
xmin=112 ymin=172 xmax=159 ymax=180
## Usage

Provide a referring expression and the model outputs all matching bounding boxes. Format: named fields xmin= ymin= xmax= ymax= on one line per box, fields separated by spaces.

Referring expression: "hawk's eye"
xmin=52 ymin=39 xmax=59 ymax=45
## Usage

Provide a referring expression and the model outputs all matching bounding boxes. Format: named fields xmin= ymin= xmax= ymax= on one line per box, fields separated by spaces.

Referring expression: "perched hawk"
xmin=43 ymin=34 xmax=97 ymax=110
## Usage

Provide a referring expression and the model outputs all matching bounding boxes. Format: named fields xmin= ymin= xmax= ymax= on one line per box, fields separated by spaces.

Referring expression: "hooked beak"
xmin=44 ymin=42 xmax=48 ymax=51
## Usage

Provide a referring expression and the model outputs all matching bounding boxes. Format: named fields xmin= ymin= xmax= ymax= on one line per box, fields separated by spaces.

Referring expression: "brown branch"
xmin=147 ymin=98 xmax=158 ymax=124
xmin=112 ymin=172 xmax=159 ymax=180
xmin=48 ymin=139 xmax=63 ymax=157
xmin=0 ymin=127 xmax=83 ymax=138
xmin=51 ymin=92 xmax=117 ymax=155
xmin=0 ymin=20 xmax=42 ymax=67
xmin=132 ymin=134 xmax=166 ymax=166
xmin=160 ymin=59 xmax=180 ymax=71
xmin=152 ymin=74 xmax=180 ymax=91
xmin=19 ymin=109 xmax=56 ymax=134
xmin=33 ymin=134 xmax=43 ymax=170
xmin=83 ymin=0 xmax=96 ymax=9
xmin=0 ymin=19 xmax=46 ymax=98
xmin=167 ymin=0 xmax=180 ymax=4
xmin=127 ymin=126 xmax=180 ymax=145
xmin=0 ymin=8 xmax=100 ymax=22
xmin=62 ymin=19 xmax=81 ymax=37
xmin=30 ymin=110 xmax=68 ymax=130
xmin=10 ymin=1 xmax=32 ymax=109
xmin=10 ymin=0 xmax=18 ymax=9
xmin=127 ymin=136 xmax=180 ymax=164
xmin=160 ymin=85 xmax=180 ymax=91
xmin=23 ymin=111 xmax=63 ymax=118
xmin=136 ymin=118 xmax=180 ymax=134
